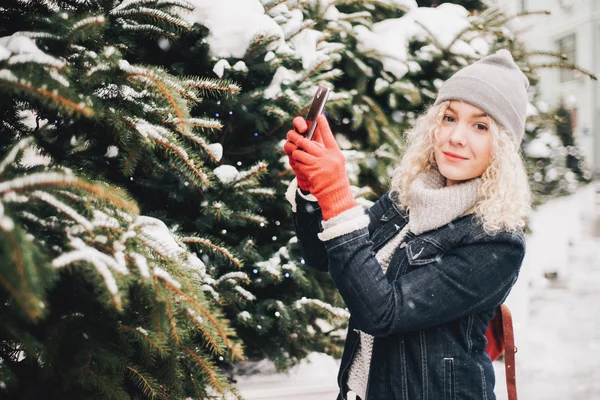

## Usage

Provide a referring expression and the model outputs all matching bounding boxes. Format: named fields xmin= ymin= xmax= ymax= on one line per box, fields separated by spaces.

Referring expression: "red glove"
xmin=287 ymin=115 xmax=357 ymax=220
xmin=284 ymin=117 xmax=311 ymax=192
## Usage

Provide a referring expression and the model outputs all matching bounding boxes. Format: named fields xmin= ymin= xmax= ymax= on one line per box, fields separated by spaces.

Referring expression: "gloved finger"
xmin=295 ymin=136 xmax=326 ymax=157
xmin=287 ymin=129 xmax=306 ymax=145
xmin=283 ymin=140 xmax=297 ymax=156
xmin=310 ymin=119 xmax=326 ymax=146
xmin=293 ymin=116 xmax=308 ymax=134
xmin=315 ymin=115 xmax=340 ymax=150
xmin=291 ymin=148 xmax=318 ymax=166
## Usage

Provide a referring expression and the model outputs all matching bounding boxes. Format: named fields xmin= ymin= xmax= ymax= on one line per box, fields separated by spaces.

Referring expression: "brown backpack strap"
xmin=500 ymin=304 xmax=517 ymax=400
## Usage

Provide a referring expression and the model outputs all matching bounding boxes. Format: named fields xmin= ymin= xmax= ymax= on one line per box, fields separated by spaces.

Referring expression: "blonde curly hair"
xmin=389 ymin=101 xmax=531 ymax=235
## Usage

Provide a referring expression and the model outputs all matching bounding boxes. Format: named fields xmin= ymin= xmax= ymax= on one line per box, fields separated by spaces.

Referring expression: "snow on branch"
xmin=171 ymin=117 xmax=223 ymax=131
xmin=254 ymin=255 xmax=282 ymax=279
xmin=185 ymin=78 xmax=241 ymax=97
xmin=0 ymin=71 xmax=94 ymax=116
xmin=110 ymin=6 xmax=192 ymax=31
xmin=112 ymin=0 xmax=156 ymax=13
xmin=294 ymin=298 xmax=350 ymax=319
xmin=131 ymin=117 xmax=173 ymax=140
xmin=181 ymin=236 xmax=242 ymax=268
xmin=57 ymin=253 xmax=122 ymax=307
xmin=71 ymin=15 xmax=106 ymax=31
xmin=119 ymin=20 xmax=175 ymax=39
xmin=1 ymin=35 xmax=65 ymax=68
xmin=92 ymin=209 xmax=122 ymax=230
xmin=232 ymin=162 xmax=268 ymax=188
xmin=134 ymin=216 xmax=186 ymax=259
xmin=156 ymin=0 xmax=194 ymax=10
xmin=233 ymin=211 xmax=268 ymax=225
xmin=130 ymin=253 xmax=150 ymax=278
xmin=215 ymin=272 xmax=249 ymax=285
xmin=234 ymin=286 xmax=256 ymax=301
xmin=153 ymin=266 xmax=182 ymax=289
xmin=180 ymin=0 xmax=285 ymax=58
xmin=8 ymin=52 xmax=66 ymax=68
xmin=0 ymin=137 xmax=33 ymax=176
xmin=246 ymin=188 xmax=276 ymax=197
xmin=32 ymin=190 xmax=94 ymax=231
xmin=0 ymin=172 xmax=137 ymax=213
xmin=0 ymin=172 xmax=76 ymax=193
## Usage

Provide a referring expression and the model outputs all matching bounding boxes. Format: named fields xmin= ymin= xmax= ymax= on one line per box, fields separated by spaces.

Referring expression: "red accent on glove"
xmin=288 ymin=115 xmax=357 ymax=220
xmin=284 ymin=117 xmax=311 ymax=192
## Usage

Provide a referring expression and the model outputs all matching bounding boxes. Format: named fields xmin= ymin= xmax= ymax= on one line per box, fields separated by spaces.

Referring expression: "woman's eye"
xmin=443 ymin=115 xmax=455 ymax=122
xmin=475 ymin=124 xmax=488 ymax=131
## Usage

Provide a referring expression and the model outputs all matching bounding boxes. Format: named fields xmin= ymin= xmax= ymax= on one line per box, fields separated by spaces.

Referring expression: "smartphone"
xmin=304 ymin=85 xmax=331 ymax=140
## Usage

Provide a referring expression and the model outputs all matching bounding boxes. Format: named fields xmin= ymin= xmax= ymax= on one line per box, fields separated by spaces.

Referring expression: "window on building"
xmin=557 ymin=33 xmax=576 ymax=82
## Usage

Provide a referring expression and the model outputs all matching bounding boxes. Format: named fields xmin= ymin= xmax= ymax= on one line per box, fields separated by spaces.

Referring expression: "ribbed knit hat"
xmin=434 ymin=49 xmax=530 ymax=146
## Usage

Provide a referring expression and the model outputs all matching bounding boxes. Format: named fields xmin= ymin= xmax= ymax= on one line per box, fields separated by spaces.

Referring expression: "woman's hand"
xmin=283 ymin=117 xmax=312 ymax=192
xmin=287 ymin=115 xmax=357 ymax=220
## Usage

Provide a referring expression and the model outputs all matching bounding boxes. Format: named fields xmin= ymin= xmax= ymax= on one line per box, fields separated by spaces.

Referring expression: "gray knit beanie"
xmin=434 ymin=49 xmax=530 ymax=146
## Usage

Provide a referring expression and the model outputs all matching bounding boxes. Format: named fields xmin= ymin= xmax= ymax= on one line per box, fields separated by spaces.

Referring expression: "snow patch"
xmin=214 ymin=164 xmax=240 ymax=183
xmin=181 ymin=0 xmax=285 ymax=58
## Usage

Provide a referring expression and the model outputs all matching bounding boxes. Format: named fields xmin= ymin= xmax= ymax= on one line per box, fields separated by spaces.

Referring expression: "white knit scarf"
xmin=407 ymin=167 xmax=482 ymax=235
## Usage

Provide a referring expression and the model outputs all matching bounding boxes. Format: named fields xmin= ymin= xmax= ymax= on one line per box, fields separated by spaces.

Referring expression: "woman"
xmin=283 ymin=50 xmax=531 ymax=400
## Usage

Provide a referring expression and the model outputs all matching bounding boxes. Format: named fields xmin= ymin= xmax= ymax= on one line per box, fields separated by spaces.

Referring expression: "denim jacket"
xmin=292 ymin=191 xmax=525 ymax=400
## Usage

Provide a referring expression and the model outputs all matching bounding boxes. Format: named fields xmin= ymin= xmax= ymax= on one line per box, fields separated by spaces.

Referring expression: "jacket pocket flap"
xmin=406 ymin=238 xmax=444 ymax=266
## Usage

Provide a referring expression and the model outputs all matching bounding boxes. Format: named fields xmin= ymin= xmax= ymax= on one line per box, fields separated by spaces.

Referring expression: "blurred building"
xmin=493 ymin=0 xmax=600 ymax=179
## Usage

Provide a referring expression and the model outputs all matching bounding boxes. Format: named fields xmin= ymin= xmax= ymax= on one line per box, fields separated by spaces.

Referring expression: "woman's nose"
xmin=449 ymin=125 xmax=467 ymax=146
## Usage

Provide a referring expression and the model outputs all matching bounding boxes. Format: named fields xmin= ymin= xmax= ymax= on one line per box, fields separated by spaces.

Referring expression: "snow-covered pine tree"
xmin=123 ymin=0 xmax=358 ymax=371
xmin=0 ymin=0 xmax=254 ymax=398
xmin=0 ymin=138 xmax=244 ymax=399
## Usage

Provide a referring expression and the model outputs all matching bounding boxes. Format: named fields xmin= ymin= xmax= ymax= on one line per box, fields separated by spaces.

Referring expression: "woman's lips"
xmin=443 ymin=151 xmax=468 ymax=161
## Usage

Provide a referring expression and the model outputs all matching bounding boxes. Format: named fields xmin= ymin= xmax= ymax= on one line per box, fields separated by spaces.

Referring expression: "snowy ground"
xmin=235 ymin=182 xmax=600 ymax=400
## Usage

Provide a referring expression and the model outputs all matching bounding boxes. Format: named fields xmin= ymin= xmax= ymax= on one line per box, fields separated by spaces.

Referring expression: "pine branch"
xmin=181 ymin=236 xmax=243 ymax=268
xmin=285 ymin=19 xmax=316 ymax=41
xmin=158 ymin=280 xmax=243 ymax=361
xmin=182 ymin=346 xmax=225 ymax=394
xmin=125 ymin=69 xmax=188 ymax=126
xmin=0 ymin=172 xmax=138 ymax=213
xmin=185 ymin=77 xmax=241 ymax=98
xmin=0 ymin=72 xmax=94 ymax=116
xmin=232 ymin=161 xmax=268 ymax=188
xmin=0 ymin=137 xmax=33 ymax=176
xmin=0 ymin=228 xmax=42 ymax=320
xmin=156 ymin=0 xmax=194 ymax=12
xmin=70 ymin=15 xmax=106 ymax=34
xmin=164 ymin=296 xmax=181 ymax=344
xmin=184 ymin=309 xmax=223 ymax=353
xmin=110 ymin=7 xmax=192 ymax=32
xmin=231 ymin=211 xmax=268 ymax=225
xmin=119 ymin=20 xmax=178 ymax=39
xmin=119 ymin=324 xmax=166 ymax=355
xmin=171 ymin=117 xmax=223 ymax=131
xmin=516 ymin=50 xmax=568 ymax=60
xmin=125 ymin=365 xmax=160 ymax=399
xmin=486 ymin=10 xmax=552 ymax=28
xmin=528 ymin=62 xmax=597 ymax=80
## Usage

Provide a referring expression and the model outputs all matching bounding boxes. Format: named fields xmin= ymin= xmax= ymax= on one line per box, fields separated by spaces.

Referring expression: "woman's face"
xmin=434 ymin=101 xmax=493 ymax=187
